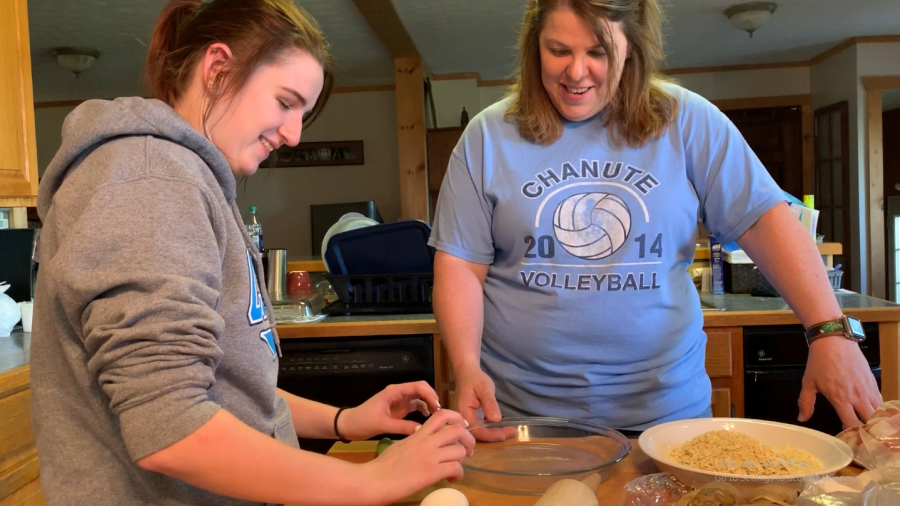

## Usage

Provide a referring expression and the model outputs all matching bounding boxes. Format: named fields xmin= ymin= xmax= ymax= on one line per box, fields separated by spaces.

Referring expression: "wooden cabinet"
xmin=0 ymin=366 xmax=44 ymax=506
xmin=705 ymin=327 xmax=744 ymax=418
xmin=0 ymin=0 xmax=39 ymax=208
xmin=0 ymin=478 xmax=44 ymax=506
xmin=425 ymin=127 xmax=464 ymax=218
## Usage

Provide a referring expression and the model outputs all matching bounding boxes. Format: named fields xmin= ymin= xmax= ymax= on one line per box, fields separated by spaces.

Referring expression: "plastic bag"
xmin=621 ymin=473 xmax=692 ymax=506
xmin=797 ymin=401 xmax=900 ymax=506
xmin=836 ymin=401 xmax=900 ymax=471
xmin=798 ymin=477 xmax=900 ymax=506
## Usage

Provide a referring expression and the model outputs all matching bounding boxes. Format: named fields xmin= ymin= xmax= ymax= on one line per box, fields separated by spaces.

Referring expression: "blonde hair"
xmin=145 ymin=0 xmax=335 ymax=130
xmin=506 ymin=0 xmax=677 ymax=147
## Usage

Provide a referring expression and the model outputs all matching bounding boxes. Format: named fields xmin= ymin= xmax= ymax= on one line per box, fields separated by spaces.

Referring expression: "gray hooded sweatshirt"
xmin=31 ymin=97 xmax=297 ymax=506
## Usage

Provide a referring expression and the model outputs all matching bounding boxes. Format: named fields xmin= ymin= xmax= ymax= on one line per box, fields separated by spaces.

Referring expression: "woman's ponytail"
xmin=143 ymin=0 xmax=335 ymax=128
xmin=145 ymin=0 xmax=203 ymax=105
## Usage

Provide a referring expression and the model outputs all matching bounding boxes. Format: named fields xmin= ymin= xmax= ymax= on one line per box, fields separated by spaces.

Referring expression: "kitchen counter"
xmin=0 ymin=329 xmax=40 ymax=506
xmin=0 ymin=329 xmax=29 ymax=376
xmin=274 ymin=291 xmax=900 ymax=414
xmin=311 ymin=438 xmax=864 ymax=506
xmin=275 ymin=291 xmax=900 ymax=338
xmin=286 ymin=242 xmax=845 ymax=274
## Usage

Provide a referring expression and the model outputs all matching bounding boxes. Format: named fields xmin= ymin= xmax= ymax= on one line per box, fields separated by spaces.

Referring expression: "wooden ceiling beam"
xmin=352 ymin=0 xmax=431 ymax=222
xmin=352 ymin=0 xmax=419 ymax=58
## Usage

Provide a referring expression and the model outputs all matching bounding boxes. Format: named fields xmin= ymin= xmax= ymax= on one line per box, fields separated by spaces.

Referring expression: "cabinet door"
xmin=0 ymin=477 xmax=45 ymax=506
xmin=0 ymin=0 xmax=39 ymax=206
xmin=705 ymin=327 xmax=744 ymax=418
xmin=426 ymin=127 xmax=464 ymax=218
xmin=711 ymin=387 xmax=732 ymax=418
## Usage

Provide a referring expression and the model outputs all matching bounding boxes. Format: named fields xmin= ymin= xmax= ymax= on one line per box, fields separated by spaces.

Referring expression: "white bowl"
xmin=638 ymin=418 xmax=853 ymax=493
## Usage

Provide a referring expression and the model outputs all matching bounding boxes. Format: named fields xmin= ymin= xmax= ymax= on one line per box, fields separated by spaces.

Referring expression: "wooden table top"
xmin=307 ymin=439 xmax=863 ymax=506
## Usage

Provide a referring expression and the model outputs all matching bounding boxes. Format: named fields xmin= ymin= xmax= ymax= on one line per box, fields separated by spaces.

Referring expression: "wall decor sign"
xmin=262 ymin=140 xmax=365 ymax=168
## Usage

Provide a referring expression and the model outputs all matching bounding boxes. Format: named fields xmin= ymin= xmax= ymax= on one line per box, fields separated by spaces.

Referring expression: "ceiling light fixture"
xmin=51 ymin=47 xmax=101 ymax=78
xmin=724 ymin=2 xmax=777 ymax=38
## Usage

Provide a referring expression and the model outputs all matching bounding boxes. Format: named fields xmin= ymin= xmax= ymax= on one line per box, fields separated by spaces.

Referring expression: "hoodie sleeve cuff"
xmin=118 ymin=385 xmax=221 ymax=461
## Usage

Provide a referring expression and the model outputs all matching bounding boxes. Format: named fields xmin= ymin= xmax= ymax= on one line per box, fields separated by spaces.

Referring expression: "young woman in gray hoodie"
xmin=30 ymin=1 xmax=474 ymax=504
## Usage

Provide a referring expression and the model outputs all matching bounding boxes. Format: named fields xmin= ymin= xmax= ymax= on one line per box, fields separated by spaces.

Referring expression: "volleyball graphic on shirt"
xmin=552 ymin=192 xmax=632 ymax=260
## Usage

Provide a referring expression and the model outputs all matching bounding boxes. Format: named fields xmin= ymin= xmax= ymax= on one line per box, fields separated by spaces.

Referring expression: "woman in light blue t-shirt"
xmin=428 ymin=0 xmax=882 ymax=433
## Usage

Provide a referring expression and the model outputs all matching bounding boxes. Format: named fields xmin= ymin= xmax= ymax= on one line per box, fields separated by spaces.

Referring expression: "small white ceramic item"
xmin=0 ymin=282 xmax=22 ymax=337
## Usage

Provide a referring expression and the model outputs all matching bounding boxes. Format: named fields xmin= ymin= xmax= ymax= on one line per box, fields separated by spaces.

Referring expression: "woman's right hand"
xmin=359 ymin=409 xmax=475 ymax=504
xmin=455 ymin=366 xmax=512 ymax=443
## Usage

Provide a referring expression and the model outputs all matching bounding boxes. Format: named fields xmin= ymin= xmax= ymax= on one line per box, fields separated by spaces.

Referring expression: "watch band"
xmin=805 ymin=318 xmax=848 ymax=346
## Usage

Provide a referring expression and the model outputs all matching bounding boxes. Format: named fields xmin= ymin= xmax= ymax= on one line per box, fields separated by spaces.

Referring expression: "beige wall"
xmin=431 ymin=79 xmax=481 ymax=128
xmin=431 ymin=66 xmax=811 ymax=129
xmin=31 ymin=92 xmax=400 ymax=260
xmin=32 ymin=56 xmax=894 ymax=267
xmin=235 ymin=90 xmax=400 ymax=259
xmin=34 ymin=105 xmax=77 ymax=177
xmin=673 ymin=66 xmax=810 ymax=100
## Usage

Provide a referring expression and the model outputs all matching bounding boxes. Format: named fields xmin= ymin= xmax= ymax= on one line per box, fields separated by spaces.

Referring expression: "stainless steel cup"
xmin=266 ymin=248 xmax=287 ymax=302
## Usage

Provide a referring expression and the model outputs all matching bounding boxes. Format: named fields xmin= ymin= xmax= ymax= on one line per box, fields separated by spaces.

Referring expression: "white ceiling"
xmin=27 ymin=0 xmax=900 ymax=102
xmin=27 ymin=0 xmax=393 ymax=101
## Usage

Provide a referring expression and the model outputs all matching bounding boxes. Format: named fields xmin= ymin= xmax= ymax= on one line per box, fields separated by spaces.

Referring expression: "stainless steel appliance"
xmin=0 ymin=229 xmax=40 ymax=303
xmin=744 ymin=323 xmax=881 ymax=435
xmin=276 ymin=334 xmax=434 ymax=454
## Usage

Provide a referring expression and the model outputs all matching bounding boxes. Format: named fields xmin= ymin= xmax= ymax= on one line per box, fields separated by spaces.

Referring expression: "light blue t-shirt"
xmin=428 ymin=84 xmax=785 ymax=430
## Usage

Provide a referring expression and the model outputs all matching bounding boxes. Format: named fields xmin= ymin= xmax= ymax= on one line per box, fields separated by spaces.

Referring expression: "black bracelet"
xmin=333 ymin=406 xmax=351 ymax=443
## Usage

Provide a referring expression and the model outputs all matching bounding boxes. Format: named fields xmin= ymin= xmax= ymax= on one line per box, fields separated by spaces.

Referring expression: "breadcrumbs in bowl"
xmin=668 ymin=430 xmax=822 ymax=476
xmin=638 ymin=418 xmax=852 ymax=493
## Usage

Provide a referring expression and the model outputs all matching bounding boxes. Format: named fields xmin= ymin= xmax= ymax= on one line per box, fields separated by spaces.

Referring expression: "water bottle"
xmin=247 ymin=206 xmax=263 ymax=252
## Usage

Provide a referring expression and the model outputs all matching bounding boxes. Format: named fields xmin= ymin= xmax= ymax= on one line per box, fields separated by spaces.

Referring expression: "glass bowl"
xmin=461 ymin=416 xmax=631 ymax=495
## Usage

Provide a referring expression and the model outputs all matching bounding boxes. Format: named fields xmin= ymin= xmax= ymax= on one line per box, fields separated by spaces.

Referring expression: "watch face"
xmin=846 ymin=316 xmax=866 ymax=338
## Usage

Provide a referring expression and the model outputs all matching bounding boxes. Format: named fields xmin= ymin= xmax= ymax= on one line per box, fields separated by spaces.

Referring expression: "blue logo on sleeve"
xmin=246 ymin=250 xmax=276 ymax=358
xmin=260 ymin=329 xmax=277 ymax=359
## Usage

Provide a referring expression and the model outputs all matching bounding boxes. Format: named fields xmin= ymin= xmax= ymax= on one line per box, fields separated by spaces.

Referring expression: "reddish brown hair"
xmin=506 ymin=0 xmax=677 ymax=147
xmin=145 ymin=0 xmax=335 ymax=129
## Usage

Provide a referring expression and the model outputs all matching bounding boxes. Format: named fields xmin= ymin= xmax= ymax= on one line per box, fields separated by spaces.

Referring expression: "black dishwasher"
xmin=744 ymin=323 xmax=881 ymax=436
xmin=276 ymin=334 xmax=434 ymax=454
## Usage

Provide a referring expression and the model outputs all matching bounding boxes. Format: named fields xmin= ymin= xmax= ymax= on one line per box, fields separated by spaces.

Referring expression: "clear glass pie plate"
xmin=461 ymin=416 xmax=631 ymax=495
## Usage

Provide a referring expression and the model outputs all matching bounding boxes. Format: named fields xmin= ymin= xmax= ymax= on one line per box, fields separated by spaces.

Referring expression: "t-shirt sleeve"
xmin=428 ymin=139 xmax=495 ymax=265
xmin=681 ymin=90 xmax=786 ymax=245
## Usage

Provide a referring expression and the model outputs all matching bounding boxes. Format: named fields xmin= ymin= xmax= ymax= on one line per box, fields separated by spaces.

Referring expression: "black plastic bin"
xmin=323 ymin=273 xmax=434 ymax=315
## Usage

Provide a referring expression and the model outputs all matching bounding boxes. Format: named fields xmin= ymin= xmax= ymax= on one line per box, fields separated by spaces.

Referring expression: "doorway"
xmin=723 ymin=106 xmax=804 ymax=200
xmin=814 ymin=101 xmax=851 ymax=291
xmin=882 ymin=92 xmax=900 ymax=301
xmin=862 ymin=76 xmax=900 ymax=300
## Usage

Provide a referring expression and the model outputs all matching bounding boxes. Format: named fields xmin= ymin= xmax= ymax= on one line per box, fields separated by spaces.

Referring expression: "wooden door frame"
xmin=863 ymin=77 xmax=900 ymax=300
xmin=711 ymin=94 xmax=813 ymax=195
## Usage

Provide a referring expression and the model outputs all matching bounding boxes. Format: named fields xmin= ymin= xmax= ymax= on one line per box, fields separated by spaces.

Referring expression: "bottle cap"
xmin=249 ymin=206 xmax=257 ymax=213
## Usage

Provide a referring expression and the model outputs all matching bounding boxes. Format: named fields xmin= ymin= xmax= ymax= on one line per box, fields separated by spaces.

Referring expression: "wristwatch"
xmin=805 ymin=315 xmax=866 ymax=346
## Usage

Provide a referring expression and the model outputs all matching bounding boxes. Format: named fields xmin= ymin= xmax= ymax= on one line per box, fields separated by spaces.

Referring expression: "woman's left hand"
xmin=801 ymin=336 xmax=883 ymax=429
xmin=337 ymin=381 xmax=442 ymax=441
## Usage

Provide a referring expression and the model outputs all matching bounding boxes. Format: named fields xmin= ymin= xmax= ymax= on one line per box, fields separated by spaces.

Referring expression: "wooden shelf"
xmin=286 ymin=258 xmax=326 ymax=272
xmin=693 ymin=242 xmax=842 ymax=261
xmin=288 ymin=244 xmax=843 ymax=272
